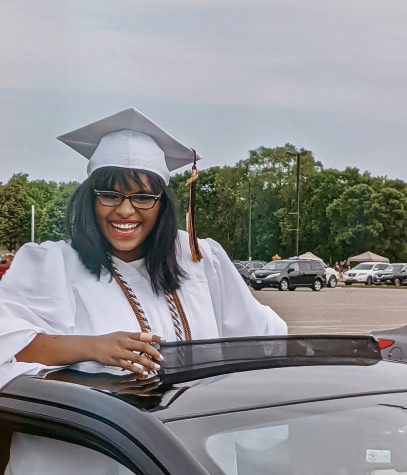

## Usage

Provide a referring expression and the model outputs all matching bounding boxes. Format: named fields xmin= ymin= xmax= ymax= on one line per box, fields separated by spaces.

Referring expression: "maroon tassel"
xmin=186 ymin=150 xmax=202 ymax=262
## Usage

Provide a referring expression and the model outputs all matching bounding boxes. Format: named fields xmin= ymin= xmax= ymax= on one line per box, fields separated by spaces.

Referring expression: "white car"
xmin=343 ymin=262 xmax=389 ymax=285
xmin=324 ymin=264 xmax=340 ymax=288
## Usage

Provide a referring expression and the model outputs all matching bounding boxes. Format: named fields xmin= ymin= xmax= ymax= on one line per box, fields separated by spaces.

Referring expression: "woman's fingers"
xmin=119 ymin=359 xmax=148 ymax=376
xmin=130 ymin=332 xmax=165 ymax=345
xmin=126 ymin=334 xmax=164 ymax=362
xmin=123 ymin=350 xmax=161 ymax=372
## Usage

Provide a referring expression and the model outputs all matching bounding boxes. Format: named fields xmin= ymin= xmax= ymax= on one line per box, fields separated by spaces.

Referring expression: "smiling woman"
xmin=0 ymin=106 xmax=286 ymax=475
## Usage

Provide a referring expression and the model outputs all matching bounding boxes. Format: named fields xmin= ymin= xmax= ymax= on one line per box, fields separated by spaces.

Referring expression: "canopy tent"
xmin=347 ymin=251 xmax=389 ymax=263
xmin=299 ymin=251 xmax=323 ymax=261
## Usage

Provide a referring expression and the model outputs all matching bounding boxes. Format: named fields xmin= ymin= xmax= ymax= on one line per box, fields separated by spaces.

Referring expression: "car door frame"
xmin=0 ymin=377 xmax=209 ymax=475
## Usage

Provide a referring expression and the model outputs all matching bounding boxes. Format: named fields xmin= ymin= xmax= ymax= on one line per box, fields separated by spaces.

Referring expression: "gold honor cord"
xmin=112 ymin=263 xmax=191 ymax=341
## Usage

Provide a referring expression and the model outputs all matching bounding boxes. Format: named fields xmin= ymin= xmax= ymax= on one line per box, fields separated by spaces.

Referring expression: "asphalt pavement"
xmin=253 ymin=285 xmax=407 ymax=335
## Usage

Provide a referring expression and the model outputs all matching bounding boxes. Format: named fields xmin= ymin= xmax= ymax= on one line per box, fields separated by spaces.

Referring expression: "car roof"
xmin=271 ymin=259 xmax=320 ymax=264
xmin=354 ymin=261 xmax=387 ymax=265
xmin=3 ymin=336 xmax=407 ymax=424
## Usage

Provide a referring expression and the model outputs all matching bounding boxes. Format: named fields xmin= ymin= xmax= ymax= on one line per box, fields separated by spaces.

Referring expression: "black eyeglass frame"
xmin=94 ymin=190 xmax=163 ymax=210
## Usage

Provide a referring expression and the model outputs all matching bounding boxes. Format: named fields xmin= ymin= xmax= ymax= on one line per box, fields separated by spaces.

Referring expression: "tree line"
xmin=1 ymin=144 xmax=407 ymax=264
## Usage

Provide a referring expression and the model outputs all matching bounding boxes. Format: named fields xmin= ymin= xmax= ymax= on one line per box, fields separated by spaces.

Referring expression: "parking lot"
xmin=253 ymin=285 xmax=407 ymax=335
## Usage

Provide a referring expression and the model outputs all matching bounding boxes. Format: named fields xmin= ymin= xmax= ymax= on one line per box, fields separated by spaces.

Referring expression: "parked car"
xmin=250 ymin=258 xmax=326 ymax=291
xmin=372 ymin=324 xmax=407 ymax=362
xmin=232 ymin=261 xmax=251 ymax=283
xmin=374 ymin=263 xmax=407 ymax=286
xmin=297 ymin=258 xmax=338 ymax=288
xmin=322 ymin=264 xmax=339 ymax=288
xmin=343 ymin=262 xmax=389 ymax=285
xmin=233 ymin=260 xmax=266 ymax=284
xmin=240 ymin=260 xmax=267 ymax=273
xmin=3 ymin=336 xmax=407 ymax=475
xmin=0 ymin=256 xmax=12 ymax=279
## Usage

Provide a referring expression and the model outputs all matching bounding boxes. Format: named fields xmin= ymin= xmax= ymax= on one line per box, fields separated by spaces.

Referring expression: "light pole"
xmin=294 ymin=153 xmax=300 ymax=256
xmin=287 ymin=151 xmax=306 ymax=257
xmin=247 ymin=165 xmax=256 ymax=261
xmin=31 ymin=205 xmax=35 ymax=243
xmin=248 ymin=178 xmax=252 ymax=261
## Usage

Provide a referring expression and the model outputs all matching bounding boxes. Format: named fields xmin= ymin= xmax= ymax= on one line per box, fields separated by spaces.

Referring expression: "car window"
xmin=233 ymin=263 xmax=244 ymax=270
xmin=169 ymin=393 xmax=407 ymax=475
xmin=298 ymin=261 xmax=311 ymax=271
xmin=263 ymin=261 xmax=289 ymax=271
xmin=0 ymin=430 xmax=136 ymax=474
xmin=353 ymin=263 xmax=374 ymax=270
xmin=310 ymin=261 xmax=323 ymax=271
xmin=288 ymin=262 xmax=299 ymax=272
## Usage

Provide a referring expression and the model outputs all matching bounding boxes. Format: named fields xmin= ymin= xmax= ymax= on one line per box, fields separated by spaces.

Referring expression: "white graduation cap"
xmin=57 ymin=107 xmax=201 ymax=185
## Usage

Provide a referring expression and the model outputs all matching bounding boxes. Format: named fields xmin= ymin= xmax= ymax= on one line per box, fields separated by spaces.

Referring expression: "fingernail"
xmin=154 ymin=363 xmax=161 ymax=370
xmin=158 ymin=354 xmax=164 ymax=361
xmin=160 ymin=337 xmax=166 ymax=343
xmin=142 ymin=371 xmax=148 ymax=376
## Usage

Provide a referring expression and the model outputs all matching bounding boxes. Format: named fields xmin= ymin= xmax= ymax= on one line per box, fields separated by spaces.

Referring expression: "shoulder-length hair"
xmin=66 ymin=167 xmax=185 ymax=293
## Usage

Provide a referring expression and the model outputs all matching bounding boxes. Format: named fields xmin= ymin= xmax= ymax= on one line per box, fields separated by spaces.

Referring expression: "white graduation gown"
xmin=0 ymin=230 xmax=287 ymax=475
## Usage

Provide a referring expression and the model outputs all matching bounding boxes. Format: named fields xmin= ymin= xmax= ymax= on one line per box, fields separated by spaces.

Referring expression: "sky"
xmin=1 ymin=0 xmax=407 ymax=184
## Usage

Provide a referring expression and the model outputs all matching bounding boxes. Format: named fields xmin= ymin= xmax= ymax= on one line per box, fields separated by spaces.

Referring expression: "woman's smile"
xmin=110 ymin=220 xmax=141 ymax=235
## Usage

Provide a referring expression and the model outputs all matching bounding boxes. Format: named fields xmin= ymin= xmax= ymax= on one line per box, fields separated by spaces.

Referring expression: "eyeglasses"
xmin=94 ymin=190 xmax=162 ymax=210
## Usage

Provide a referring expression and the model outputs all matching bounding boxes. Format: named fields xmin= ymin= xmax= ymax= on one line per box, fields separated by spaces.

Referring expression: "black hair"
xmin=66 ymin=167 xmax=185 ymax=293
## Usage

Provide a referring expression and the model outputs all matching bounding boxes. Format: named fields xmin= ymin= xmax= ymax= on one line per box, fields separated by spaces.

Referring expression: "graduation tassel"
xmin=186 ymin=149 xmax=202 ymax=262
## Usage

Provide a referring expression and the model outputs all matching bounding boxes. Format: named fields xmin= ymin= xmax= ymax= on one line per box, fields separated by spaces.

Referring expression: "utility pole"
xmin=287 ymin=150 xmax=305 ymax=256
xmin=31 ymin=205 xmax=35 ymax=242
xmin=248 ymin=179 xmax=252 ymax=261
xmin=295 ymin=153 xmax=300 ymax=257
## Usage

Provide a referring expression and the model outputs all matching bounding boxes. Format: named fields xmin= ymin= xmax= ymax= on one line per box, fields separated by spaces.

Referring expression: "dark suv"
xmin=250 ymin=259 xmax=326 ymax=291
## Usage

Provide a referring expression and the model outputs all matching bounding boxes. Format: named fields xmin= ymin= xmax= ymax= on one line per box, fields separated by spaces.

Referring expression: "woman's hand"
xmin=16 ymin=332 xmax=165 ymax=376
xmin=91 ymin=331 xmax=165 ymax=376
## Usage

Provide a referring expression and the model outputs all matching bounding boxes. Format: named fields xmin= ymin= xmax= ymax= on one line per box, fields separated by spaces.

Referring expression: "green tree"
xmin=370 ymin=187 xmax=407 ymax=261
xmin=38 ymin=182 xmax=79 ymax=242
xmin=326 ymin=183 xmax=380 ymax=258
xmin=0 ymin=174 xmax=33 ymax=251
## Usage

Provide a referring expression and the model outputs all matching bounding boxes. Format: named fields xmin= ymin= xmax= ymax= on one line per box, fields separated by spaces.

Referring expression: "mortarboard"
xmin=57 ymin=107 xmax=201 ymax=185
xmin=57 ymin=107 xmax=202 ymax=261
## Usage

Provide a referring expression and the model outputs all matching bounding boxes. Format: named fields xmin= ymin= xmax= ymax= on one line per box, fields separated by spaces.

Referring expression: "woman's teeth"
xmin=111 ymin=222 xmax=139 ymax=232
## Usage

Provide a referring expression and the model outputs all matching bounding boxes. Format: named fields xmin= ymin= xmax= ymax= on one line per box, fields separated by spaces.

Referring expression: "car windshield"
xmin=352 ymin=263 xmax=375 ymax=270
xmin=262 ymin=261 xmax=289 ymax=271
xmin=168 ymin=392 xmax=407 ymax=475
xmin=387 ymin=264 xmax=404 ymax=272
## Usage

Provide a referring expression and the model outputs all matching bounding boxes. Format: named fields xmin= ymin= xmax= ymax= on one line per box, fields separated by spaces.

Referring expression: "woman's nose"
xmin=115 ymin=197 xmax=139 ymax=217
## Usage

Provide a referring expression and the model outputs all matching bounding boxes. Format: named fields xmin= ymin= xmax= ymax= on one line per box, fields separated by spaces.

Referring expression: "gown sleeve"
xmin=201 ymin=238 xmax=287 ymax=337
xmin=0 ymin=241 xmax=76 ymax=365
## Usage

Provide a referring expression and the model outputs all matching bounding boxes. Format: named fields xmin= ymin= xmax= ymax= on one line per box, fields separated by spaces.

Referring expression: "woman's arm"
xmin=16 ymin=332 xmax=164 ymax=376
